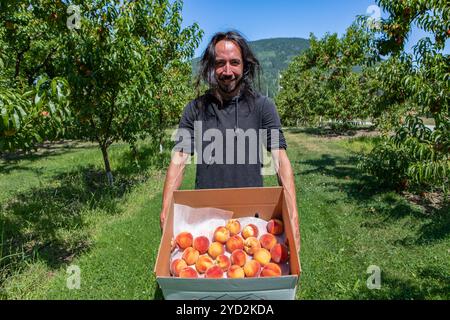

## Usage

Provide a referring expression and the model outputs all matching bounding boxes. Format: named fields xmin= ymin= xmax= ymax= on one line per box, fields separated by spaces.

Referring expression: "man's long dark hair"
xmin=196 ymin=30 xmax=262 ymax=105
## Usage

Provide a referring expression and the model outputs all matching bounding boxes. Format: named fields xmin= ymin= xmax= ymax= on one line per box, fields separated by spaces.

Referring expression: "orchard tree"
xmin=359 ymin=0 xmax=449 ymax=191
xmin=0 ymin=0 xmax=71 ymax=153
xmin=276 ymin=25 xmax=377 ymax=130
xmin=60 ymin=0 xmax=202 ymax=184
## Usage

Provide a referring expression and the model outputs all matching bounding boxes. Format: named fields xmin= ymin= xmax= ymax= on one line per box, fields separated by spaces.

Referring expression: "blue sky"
xmin=181 ymin=0 xmax=448 ymax=57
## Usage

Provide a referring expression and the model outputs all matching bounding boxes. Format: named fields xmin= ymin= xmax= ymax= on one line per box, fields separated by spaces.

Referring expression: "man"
xmin=159 ymin=31 xmax=300 ymax=251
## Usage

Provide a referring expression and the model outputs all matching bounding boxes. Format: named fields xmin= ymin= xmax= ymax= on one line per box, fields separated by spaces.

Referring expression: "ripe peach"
xmin=226 ymin=219 xmax=241 ymax=235
xmin=259 ymin=233 xmax=277 ymax=251
xmin=270 ymin=243 xmax=289 ymax=263
xmin=260 ymin=262 xmax=282 ymax=277
xmin=267 ymin=219 xmax=284 ymax=235
xmin=195 ymin=255 xmax=214 ymax=274
xmin=175 ymin=231 xmax=193 ymax=250
xmin=230 ymin=249 xmax=247 ymax=267
xmin=182 ymin=247 xmax=199 ymax=266
xmin=179 ymin=267 xmax=199 ymax=278
xmin=214 ymin=226 xmax=230 ymax=244
xmin=170 ymin=258 xmax=188 ymax=277
xmin=243 ymin=260 xmax=261 ymax=278
xmin=227 ymin=265 xmax=245 ymax=279
xmin=253 ymin=248 xmax=271 ymax=266
xmin=193 ymin=236 xmax=210 ymax=255
xmin=204 ymin=265 xmax=224 ymax=279
xmin=243 ymin=237 xmax=261 ymax=255
xmin=208 ymin=241 xmax=225 ymax=259
xmin=215 ymin=254 xmax=231 ymax=272
xmin=225 ymin=235 xmax=244 ymax=253
xmin=241 ymin=224 xmax=259 ymax=239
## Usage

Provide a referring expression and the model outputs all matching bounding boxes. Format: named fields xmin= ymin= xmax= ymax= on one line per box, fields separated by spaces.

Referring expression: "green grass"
xmin=1 ymin=130 xmax=448 ymax=300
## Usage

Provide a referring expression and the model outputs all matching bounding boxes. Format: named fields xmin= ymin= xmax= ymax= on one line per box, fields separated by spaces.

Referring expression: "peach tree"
xmin=276 ymin=25 xmax=378 ymax=130
xmin=59 ymin=0 xmax=202 ymax=184
xmin=360 ymin=0 xmax=449 ymax=191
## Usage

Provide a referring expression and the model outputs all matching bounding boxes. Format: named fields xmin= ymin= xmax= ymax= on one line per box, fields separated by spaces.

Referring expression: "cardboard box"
xmin=154 ymin=187 xmax=301 ymax=300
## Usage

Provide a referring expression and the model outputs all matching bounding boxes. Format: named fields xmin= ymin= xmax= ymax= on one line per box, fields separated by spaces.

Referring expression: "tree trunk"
xmin=100 ymin=143 xmax=114 ymax=186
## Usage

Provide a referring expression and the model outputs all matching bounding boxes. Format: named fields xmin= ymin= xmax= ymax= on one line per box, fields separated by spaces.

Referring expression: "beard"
xmin=217 ymin=74 xmax=243 ymax=94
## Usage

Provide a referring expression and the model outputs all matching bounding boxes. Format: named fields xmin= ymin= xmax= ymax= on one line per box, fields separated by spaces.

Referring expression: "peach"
xmin=227 ymin=265 xmax=245 ymax=279
xmin=208 ymin=241 xmax=225 ymax=259
xmin=170 ymin=258 xmax=187 ymax=277
xmin=230 ymin=249 xmax=247 ymax=267
xmin=175 ymin=231 xmax=193 ymax=250
xmin=193 ymin=236 xmax=210 ymax=255
xmin=179 ymin=267 xmax=199 ymax=278
xmin=182 ymin=247 xmax=199 ymax=266
xmin=225 ymin=235 xmax=244 ymax=253
xmin=214 ymin=226 xmax=230 ymax=244
xmin=243 ymin=260 xmax=261 ymax=278
xmin=243 ymin=237 xmax=261 ymax=255
xmin=270 ymin=243 xmax=289 ymax=263
xmin=204 ymin=265 xmax=224 ymax=279
xmin=259 ymin=233 xmax=277 ymax=251
xmin=253 ymin=248 xmax=271 ymax=266
xmin=267 ymin=219 xmax=284 ymax=235
xmin=195 ymin=255 xmax=214 ymax=274
xmin=241 ymin=224 xmax=259 ymax=239
xmin=260 ymin=262 xmax=282 ymax=277
xmin=226 ymin=219 xmax=241 ymax=235
xmin=215 ymin=254 xmax=231 ymax=272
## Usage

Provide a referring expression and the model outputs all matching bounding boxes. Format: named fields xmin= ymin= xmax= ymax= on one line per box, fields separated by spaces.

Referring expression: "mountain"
xmin=192 ymin=37 xmax=310 ymax=98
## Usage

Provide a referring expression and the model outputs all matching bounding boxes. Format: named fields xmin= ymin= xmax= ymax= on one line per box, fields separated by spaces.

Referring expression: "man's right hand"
xmin=160 ymin=210 xmax=166 ymax=231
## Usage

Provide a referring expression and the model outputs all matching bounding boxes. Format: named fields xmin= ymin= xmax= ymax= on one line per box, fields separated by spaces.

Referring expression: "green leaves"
xmin=0 ymin=76 xmax=70 ymax=152
xmin=0 ymin=0 xmax=73 ymax=153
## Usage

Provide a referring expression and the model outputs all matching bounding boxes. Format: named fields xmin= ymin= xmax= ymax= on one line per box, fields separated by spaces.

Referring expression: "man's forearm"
xmin=273 ymin=150 xmax=297 ymax=206
xmin=160 ymin=152 xmax=189 ymax=223
xmin=272 ymin=149 xmax=300 ymax=251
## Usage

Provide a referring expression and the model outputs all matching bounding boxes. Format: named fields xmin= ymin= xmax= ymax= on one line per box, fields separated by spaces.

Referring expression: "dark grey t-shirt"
xmin=174 ymin=92 xmax=287 ymax=189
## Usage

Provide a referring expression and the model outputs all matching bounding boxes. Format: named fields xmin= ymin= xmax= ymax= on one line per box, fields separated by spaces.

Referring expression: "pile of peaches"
xmin=170 ymin=218 xmax=289 ymax=279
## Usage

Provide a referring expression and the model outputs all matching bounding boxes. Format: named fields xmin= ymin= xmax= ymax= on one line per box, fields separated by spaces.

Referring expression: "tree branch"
xmin=27 ymin=47 xmax=58 ymax=84
xmin=14 ymin=44 xmax=30 ymax=79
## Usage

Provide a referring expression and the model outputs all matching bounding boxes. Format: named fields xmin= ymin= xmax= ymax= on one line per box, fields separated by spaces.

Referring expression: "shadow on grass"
xmin=297 ymin=152 xmax=450 ymax=300
xmin=351 ymin=268 xmax=450 ymax=300
xmin=0 ymin=145 xmax=169 ymax=280
xmin=0 ymin=167 xmax=116 ymax=273
xmin=0 ymin=141 xmax=96 ymax=174
xmin=298 ymin=153 xmax=449 ymax=244
xmin=395 ymin=203 xmax=450 ymax=246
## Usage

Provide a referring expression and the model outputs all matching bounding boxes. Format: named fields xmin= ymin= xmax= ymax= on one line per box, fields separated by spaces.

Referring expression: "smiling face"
xmin=214 ymin=40 xmax=244 ymax=97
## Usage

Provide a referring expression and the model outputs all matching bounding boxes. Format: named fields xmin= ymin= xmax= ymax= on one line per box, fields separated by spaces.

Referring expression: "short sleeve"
xmin=261 ymin=97 xmax=287 ymax=151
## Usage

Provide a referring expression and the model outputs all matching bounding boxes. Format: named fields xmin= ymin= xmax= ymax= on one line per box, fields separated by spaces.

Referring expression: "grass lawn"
xmin=0 ymin=130 xmax=448 ymax=300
